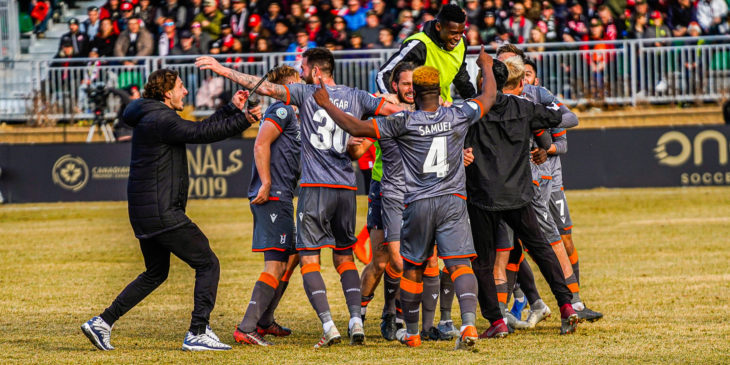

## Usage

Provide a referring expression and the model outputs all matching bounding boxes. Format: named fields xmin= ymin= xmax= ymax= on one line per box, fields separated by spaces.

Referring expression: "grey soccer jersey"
xmin=373 ymin=101 xmax=484 ymax=204
xmin=284 ymin=83 xmax=385 ymax=189
xmin=378 ymin=137 xmax=406 ymax=200
xmin=248 ymin=102 xmax=301 ymax=202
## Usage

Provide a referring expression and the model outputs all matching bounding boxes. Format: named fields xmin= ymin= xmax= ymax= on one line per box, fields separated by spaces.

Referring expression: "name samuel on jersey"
xmin=418 ymin=121 xmax=452 ymax=136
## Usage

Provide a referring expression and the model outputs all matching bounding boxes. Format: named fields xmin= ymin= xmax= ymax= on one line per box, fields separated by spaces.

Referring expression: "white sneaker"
xmin=81 ymin=316 xmax=114 ymax=351
xmin=505 ymin=312 xmax=530 ymax=330
xmin=182 ymin=331 xmax=232 ymax=351
xmin=314 ymin=325 xmax=341 ymax=348
xmin=348 ymin=322 xmax=365 ymax=345
xmin=525 ymin=302 xmax=552 ymax=328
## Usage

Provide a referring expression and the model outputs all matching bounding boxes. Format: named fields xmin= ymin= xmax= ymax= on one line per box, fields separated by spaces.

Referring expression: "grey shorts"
xmin=250 ymin=199 xmax=296 ymax=253
xmin=400 ymin=195 xmax=476 ymax=265
xmin=549 ymin=189 xmax=573 ymax=235
xmin=496 ymin=219 xmax=514 ymax=251
xmin=367 ymin=180 xmax=383 ymax=231
xmin=296 ymin=186 xmax=357 ymax=251
xmin=382 ymin=195 xmax=404 ymax=244
xmin=531 ymin=177 xmax=562 ymax=245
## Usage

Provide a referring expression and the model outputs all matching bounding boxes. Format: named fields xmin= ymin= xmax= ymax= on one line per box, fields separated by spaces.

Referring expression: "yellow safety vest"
xmin=405 ymin=32 xmax=466 ymax=102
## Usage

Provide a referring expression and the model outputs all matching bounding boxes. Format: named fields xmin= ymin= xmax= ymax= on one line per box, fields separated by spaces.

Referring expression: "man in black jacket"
xmin=81 ymin=69 xmax=252 ymax=352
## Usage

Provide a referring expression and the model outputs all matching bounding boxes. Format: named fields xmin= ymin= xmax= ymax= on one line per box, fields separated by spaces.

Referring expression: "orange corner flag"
xmin=354 ymin=225 xmax=372 ymax=265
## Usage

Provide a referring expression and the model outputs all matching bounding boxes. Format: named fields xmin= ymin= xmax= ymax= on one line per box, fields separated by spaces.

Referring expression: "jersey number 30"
xmin=310 ymin=109 xmax=350 ymax=153
xmin=423 ymin=136 xmax=449 ymax=177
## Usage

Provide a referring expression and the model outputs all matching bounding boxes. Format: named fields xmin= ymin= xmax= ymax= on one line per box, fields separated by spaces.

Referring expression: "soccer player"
xmin=376 ymin=4 xmax=475 ymax=104
xmin=233 ymin=66 xmax=302 ymax=346
xmin=196 ymin=47 xmax=400 ymax=347
xmin=313 ymin=46 xmax=498 ymax=350
xmin=81 ymin=69 xmax=252 ymax=351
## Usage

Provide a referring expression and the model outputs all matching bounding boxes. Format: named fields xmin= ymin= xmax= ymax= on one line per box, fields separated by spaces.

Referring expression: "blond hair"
xmin=412 ymin=65 xmax=440 ymax=88
xmin=503 ymin=56 xmax=525 ymax=90
xmin=267 ymin=65 xmax=299 ymax=85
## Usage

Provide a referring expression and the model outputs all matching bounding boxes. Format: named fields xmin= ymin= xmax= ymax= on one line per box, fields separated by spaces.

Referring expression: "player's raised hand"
xmin=476 ymin=45 xmax=494 ymax=69
xmin=231 ymin=90 xmax=250 ymax=110
xmin=313 ymin=77 xmax=330 ymax=107
xmin=195 ymin=56 xmax=226 ymax=75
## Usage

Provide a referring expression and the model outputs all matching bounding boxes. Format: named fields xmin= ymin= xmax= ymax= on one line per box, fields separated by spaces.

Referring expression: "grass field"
xmin=1 ymin=187 xmax=729 ymax=364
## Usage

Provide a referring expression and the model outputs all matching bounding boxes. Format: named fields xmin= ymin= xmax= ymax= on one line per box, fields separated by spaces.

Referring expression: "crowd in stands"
xmin=39 ymin=0 xmax=730 ymax=60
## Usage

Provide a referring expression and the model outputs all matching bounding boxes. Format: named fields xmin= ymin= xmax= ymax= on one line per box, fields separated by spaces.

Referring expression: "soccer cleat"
xmin=182 ymin=331 xmax=232 ymax=351
xmin=510 ymin=295 xmax=527 ymax=319
xmin=575 ymin=307 xmax=604 ymax=323
xmin=436 ymin=320 xmax=459 ymax=339
xmin=525 ymin=304 xmax=552 ymax=328
xmin=314 ymin=326 xmax=341 ymax=348
xmin=560 ymin=304 xmax=579 ymax=335
xmin=257 ymin=321 xmax=292 ymax=337
xmin=505 ymin=312 xmax=531 ymax=330
xmin=395 ymin=328 xmax=422 ymax=347
xmin=455 ymin=325 xmax=478 ymax=351
xmin=380 ymin=313 xmax=398 ymax=341
xmin=81 ymin=316 xmax=114 ymax=351
xmin=234 ymin=327 xmax=273 ymax=346
xmin=348 ymin=322 xmax=365 ymax=345
xmin=420 ymin=326 xmax=442 ymax=341
xmin=205 ymin=325 xmax=220 ymax=342
xmin=479 ymin=319 xmax=509 ymax=339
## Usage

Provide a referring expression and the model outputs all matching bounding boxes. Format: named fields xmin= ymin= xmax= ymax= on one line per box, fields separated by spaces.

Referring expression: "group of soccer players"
xmin=82 ymin=3 xmax=601 ymax=352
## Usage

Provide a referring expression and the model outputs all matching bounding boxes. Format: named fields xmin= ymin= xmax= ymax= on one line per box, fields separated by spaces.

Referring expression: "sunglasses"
xmin=164 ymin=21 xmax=175 ymax=26
xmin=191 ymin=23 xmax=201 ymax=28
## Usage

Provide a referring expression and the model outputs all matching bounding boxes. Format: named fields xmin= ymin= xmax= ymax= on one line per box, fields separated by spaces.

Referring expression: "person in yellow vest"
xmin=376 ymin=4 xmax=475 ymax=104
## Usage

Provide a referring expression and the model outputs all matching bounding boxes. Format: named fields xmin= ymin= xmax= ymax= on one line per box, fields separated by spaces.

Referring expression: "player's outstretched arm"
xmin=313 ymin=78 xmax=378 ymax=138
xmin=195 ymin=56 xmax=288 ymax=101
xmin=474 ymin=45 xmax=497 ymax=114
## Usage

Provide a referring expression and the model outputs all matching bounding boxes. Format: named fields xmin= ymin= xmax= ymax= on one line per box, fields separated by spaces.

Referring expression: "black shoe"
xmin=420 ymin=327 xmax=442 ymax=341
xmin=576 ymin=307 xmax=603 ymax=322
xmin=380 ymin=313 xmax=398 ymax=341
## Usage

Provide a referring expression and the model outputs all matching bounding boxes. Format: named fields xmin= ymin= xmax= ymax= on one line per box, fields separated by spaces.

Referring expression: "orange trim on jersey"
xmin=336 ymin=262 xmax=357 ymax=275
xmin=264 ymin=118 xmax=283 ymax=133
xmin=258 ymin=272 xmax=279 ymax=289
xmin=562 ymin=225 xmax=573 ymax=231
xmin=449 ymin=267 xmax=474 ymax=282
xmin=453 ymin=193 xmax=467 ymax=200
xmin=567 ymin=282 xmax=580 ymax=293
xmin=532 ymin=180 xmax=539 ymax=186
xmin=301 ymin=263 xmax=321 ymax=274
xmin=472 ymin=99 xmax=486 ymax=118
xmin=552 ymin=130 xmax=567 ymax=137
xmin=374 ymin=98 xmax=386 ymax=116
xmin=252 ymin=247 xmax=287 ymax=252
xmin=541 ymin=175 xmax=553 ymax=180
xmin=283 ymin=85 xmax=291 ymax=105
xmin=506 ymin=263 xmax=520 ymax=272
xmin=534 ymin=129 xmax=545 ymax=137
xmin=402 ymin=256 xmax=423 ymax=266
xmin=549 ymin=239 xmax=563 ymax=246
xmin=400 ymin=277 xmax=423 ymax=294
xmin=568 ymin=249 xmax=579 ymax=265
xmin=281 ymin=269 xmax=294 ymax=282
xmin=441 ymin=253 xmax=478 ymax=262
xmin=268 ymin=197 xmax=280 ymax=201
xmin=496 ymin=248 xmax=513 ymax=252
xmin=385 ymin=263 xmax=402 ymax=279
xmin=557 ymin=102 xmax=564 ymax=107
xmin=497 ymin=292 xmax=508 ymax=304
xmin=519 ymin=252 xmax=525 ymax=264
xmin=334 ymin=243 xmax=356 ymax=250
xmin=560 ymin=186 xmax=564 ymax=191
xmin=423 ymin=267 xmax=440 ymax=277
xmin=371 ymin=118 xmax=381 ymax=139
xmin=300 ymin=183 xmax=358 ymax=190
xmin=441 ymin=267 xmax=449 ymax=275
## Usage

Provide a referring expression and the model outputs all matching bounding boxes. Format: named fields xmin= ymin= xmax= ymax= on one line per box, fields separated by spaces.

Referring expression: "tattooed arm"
xmin=195 ymin=56 xmax=288 ymax=102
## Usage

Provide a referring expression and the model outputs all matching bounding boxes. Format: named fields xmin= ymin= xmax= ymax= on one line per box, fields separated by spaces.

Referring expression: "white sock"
xmin=349 ymin=316 xmax=362 ymax=329
xmin=572 ymin=301 xmax=585 ymax=311
xmin=323 ymin=320 xmax=335 ymax=333
xmin=438 ymin=320 xmax=452 ymax=325
xmin=459 ymin=325 xmax=467 ymax=332
xmin=360 ymin=306 xmax=367 ymax=317
xmin=395 ymin=318 xmax=405 ymax=325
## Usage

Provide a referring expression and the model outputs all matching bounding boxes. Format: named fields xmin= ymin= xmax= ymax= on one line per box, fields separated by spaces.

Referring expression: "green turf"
xmin=1 ymin=187 xmax=729 ymax=364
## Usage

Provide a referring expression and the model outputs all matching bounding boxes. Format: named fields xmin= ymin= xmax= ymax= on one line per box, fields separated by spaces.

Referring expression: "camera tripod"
xmin=86 ymin=109 xmax=115 ymax=143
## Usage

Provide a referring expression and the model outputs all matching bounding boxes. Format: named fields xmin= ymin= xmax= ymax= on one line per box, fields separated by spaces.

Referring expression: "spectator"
xmin=190 ymin=21 xmax=212 ymax=54
xmin=306 ymin=14 xmax=331 ymax=46
xmin=59 ymin=18 xmax=90 ymax=57
xmin=466 ymin=25 xmax=483 ymax=46
xmin=137 ymin=0 xmax=157 ymax=29
xmin=696 ymin=0 xmax=728 ymax=33
xmin=31 ymin=0 xmax=52 ymax=38
xmin=93 ymin=18 xmax=118 ymax=57
xmin=186 ymin=0 xmax=204 ymax=27
xmin=194 ymin=0 xmax=225 ymax=38
xmin=527 ymin=27 xmax=546 ymax=52
xmin=563 ymin=1 xmax=589 ymax=42
xmin=629 ymin=11 xmax=650 ymax=38
xmin=262 ymin=2 xmax=285 ymax=32
xmin=349 ymin=31 xmax=364 ymax=49
xmin=330 ymin=16 xmax=350 ymax=47
xmin=331 ymin=0 xmax=348 ymax=17
xmin=228 ymin=0 xmax=249 ymax=37
xmin=605 ymin=0 xmax=627 ymax=20
xmin=537 ymin=1 xmax=561 ymax=42
xmin=719 ymin=13 xmax=730 ymax=34
xmin=359 ymin=10 xmax=384 ymax=47
xmin=597 ymin=5 xmax=622 ymax=40
xmin=503 ymin=1 xmax=533 ymax=43
xmin=288 ymin=2 xmax=306 ymax=30
xmin=219 ymin=0 xmax=232 ymax=19
xmin=114 ymin=17 xmax=154 ymax=62
xmin=646 ymin=11 xmax=672 ymax=44
xmin=552 ymin=0 xmax=569 ymax=23
xmin=372 ymin=0 xmax=396 ymax=26
xmin=81 ymin=6 xmax=101 ymax=41
xmin=218 ymin=23 xmax=244 ymax=53
xmin=100 ymin=0 xmax=122 ymax=22
xmin=156 ymin=0 xmax=188 ymax=30
xmin=270 ymin=19 xmax=295 ymax=52
xmin=158 ymin=18 xmax=178 ymax=56
xmin=465 ymin=0 xmax=482 ymax=26
xmin=395 ymin=10 xmax=416 ymax=43
xmin=343 ymin=0 xmax=368 ymax=31
xmin=285 ymin=29 xmax=316 ymax=61
xmin=378 ymin=28 xmax=397 ymax=48
xmin=630 ymin=0 xmax=651 ymax=31
xmin=171 ymin=30 xmax=201 ymax=56
xmin=247 ymin=14 xmax=269 ymax=50
xmin=524 ymin=0 xmax=542 ymax=22
xmin=668 ymin=0 xmax=697 ymax=37
xmin=255 ymin=37 xmax=271 ymax=52
xmin=115 ymin=1 xmax=137 ymax=34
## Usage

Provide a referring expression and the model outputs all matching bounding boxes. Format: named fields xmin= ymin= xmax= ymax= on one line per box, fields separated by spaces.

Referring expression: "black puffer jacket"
xmin=123 ymin=99 xmax=251 ymax=238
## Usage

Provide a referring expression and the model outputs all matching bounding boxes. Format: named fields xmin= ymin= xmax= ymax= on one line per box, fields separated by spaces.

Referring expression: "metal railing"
xmin=1 ymin=36 xmax=729 ymax=122
xmin=0 ymin=0 xmax=20 ymax=60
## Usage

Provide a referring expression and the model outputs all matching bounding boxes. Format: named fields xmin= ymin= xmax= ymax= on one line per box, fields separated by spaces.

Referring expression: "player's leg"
xmin=83 ymin=236 xmax=171 ymax=351
xmin=504 ymin=238 xmax=530 ymax=330
xmin=518 ymin=255 xmax=552 ymax=327
xmin=421 ymin=249 xmax=441 ymax=340
xmin=235 ymin=254 xmax=286 ymax=346
xmin=380 ymin=196 xmax=405 ymax=340
xmin=437 ymin=267 xmax=457 ymax=338
xmin=332 ymin=188 xmax=364 ymax=345
xmin=360 ymin=181 xmax=386 ymax=320
xmin=493 ymin=220 xmax=512 ymax=326
xmin=258 ymin=253 xmax=299 ymax=336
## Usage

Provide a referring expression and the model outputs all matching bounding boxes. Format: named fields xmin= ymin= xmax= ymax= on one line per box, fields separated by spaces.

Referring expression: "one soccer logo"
xmin=52 ymin=154 xmax=89 ymax=192
xmin=280 ymin=234 xmax=287 ymax=244
xmin=270 ymin=213 xmax=278 ymax=223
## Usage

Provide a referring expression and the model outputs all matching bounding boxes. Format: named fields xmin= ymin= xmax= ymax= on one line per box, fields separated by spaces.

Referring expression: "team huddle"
xmin=80 ymin=4 xmax=601 ymax=353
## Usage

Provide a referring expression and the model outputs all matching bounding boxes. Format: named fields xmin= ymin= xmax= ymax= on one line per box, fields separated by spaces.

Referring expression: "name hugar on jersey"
xmin=284 ymin=83 xmax=385 ymax=189
xmin=373 ymin=101 xmax=483 ymax=204
xmin=248 ymin=101 xmax=301 ymax=202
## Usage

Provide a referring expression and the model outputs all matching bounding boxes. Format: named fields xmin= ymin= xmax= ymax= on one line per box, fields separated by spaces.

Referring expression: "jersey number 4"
xmin=423 ymin=136 xmax=449 ymax=177
xmin=310 ymin=109 xmax=351 ymax=153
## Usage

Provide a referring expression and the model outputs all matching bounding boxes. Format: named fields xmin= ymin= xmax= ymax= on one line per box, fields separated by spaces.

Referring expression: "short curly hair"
xmin=437 ymin=4 xmax=466 ymax=24
xmin=496 ymin=44 xmax=525 ymax=59
xmin=267 ymin=65 xmax=299 ymax=85
xmin=143 ymin=69 xmax=179 ymax=101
